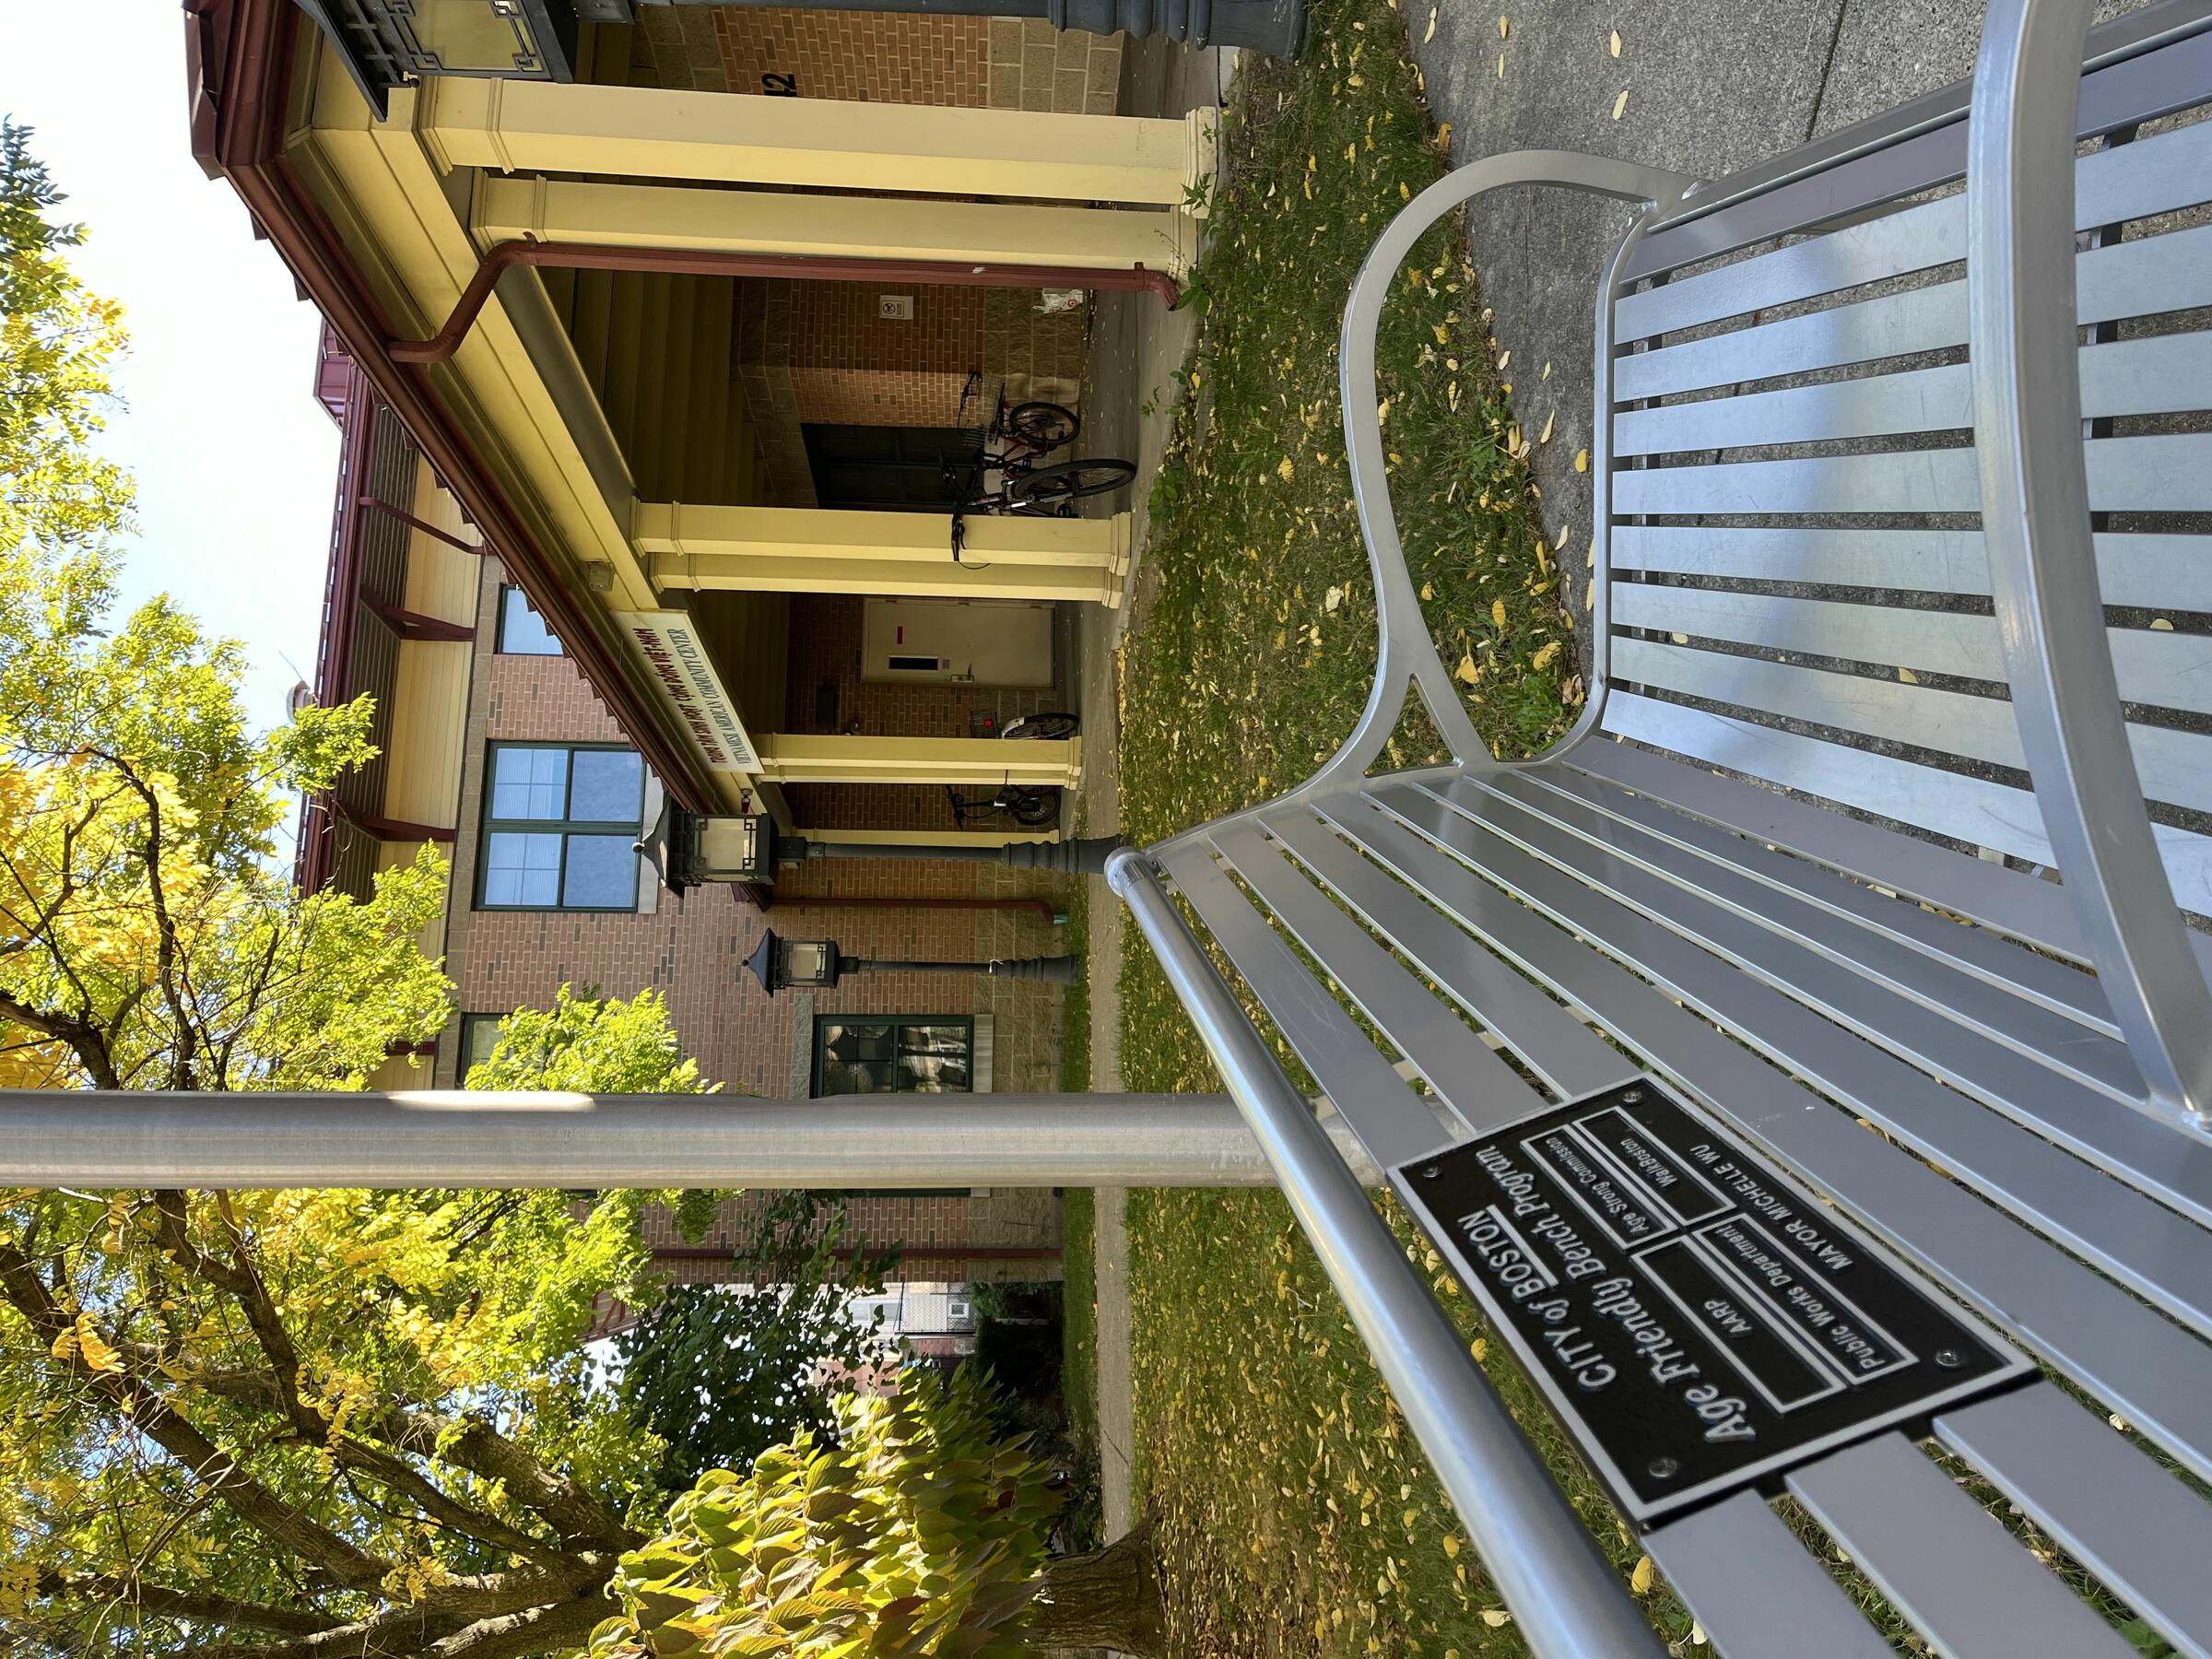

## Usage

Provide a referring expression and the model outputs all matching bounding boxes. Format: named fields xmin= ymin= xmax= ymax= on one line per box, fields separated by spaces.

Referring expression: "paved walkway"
xmin=1408 ymin=0 xmax=2053 ymax=678
xmin=1070 ymin=34 xmax=1236 ymax=1553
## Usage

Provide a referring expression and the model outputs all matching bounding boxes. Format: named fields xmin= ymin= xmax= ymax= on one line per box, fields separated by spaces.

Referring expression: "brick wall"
xmin=716 ymin=11 xmax=990 ymax=106
xmin=789 ymin=283 xmax=984 ymax=429
xmin=435 ymin=564 xmax=1067 ymax=1279
xmin=621 ymin=11 xmax=1122 ymax=113
xmin=778 ymin=594 xmax=1063 ymax=833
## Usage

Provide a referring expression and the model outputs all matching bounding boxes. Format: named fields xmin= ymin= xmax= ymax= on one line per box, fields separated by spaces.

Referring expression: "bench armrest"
xmin=1969 ymin=0 xmax=2212 ymax=1132
xmin=1304 ymin=150 xmax=1694 ymax=799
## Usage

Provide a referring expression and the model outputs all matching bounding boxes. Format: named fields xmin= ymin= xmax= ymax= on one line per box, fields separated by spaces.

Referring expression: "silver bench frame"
xmin=1111 ymin=1 xmax=2212 ymax=1652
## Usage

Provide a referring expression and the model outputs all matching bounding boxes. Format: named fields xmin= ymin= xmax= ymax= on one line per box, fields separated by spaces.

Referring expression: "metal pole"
xmin=1108 ymin=850 xmax=1663 ymax=1658
xmin=0 ymin=1089 xmax=1379 ymax=1191
xmin=799 ymin=835 xmax=1126 ymax=877
xmin=847 ymin=956 xmax=1079 ymax=984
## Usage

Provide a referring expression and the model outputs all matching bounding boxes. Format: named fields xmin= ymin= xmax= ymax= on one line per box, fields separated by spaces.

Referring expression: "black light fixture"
xmin=636 ymin=802 xmax=1121 ymax=896
xmin=745 ymin=927 xmax=1078 ymax=994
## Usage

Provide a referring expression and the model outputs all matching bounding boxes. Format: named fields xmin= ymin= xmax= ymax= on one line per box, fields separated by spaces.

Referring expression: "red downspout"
xmin=390 ymin=240 xmax=1181 ymax=368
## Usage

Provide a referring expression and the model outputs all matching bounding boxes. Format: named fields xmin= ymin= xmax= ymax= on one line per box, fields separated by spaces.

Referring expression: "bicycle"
xmin=943 ymin=710 xmax=1081 ymax=828
xmin=945 ymin=781 xmax=1061 ymax=829
xmin=947 ymin=382 xmax=1137 ymax=521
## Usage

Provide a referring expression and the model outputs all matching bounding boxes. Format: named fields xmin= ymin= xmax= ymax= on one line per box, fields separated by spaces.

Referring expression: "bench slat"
xmin=1440 ymin=773 xmax=2150 ymax=1107
xmin=1611 ymin=586 xmax=2212 ymax=714
xmin=1570 ymin=737 xmax=2098 ymax=959
xmin=1316 ymin=790 xmax=2212 ymax=1484
xmin=1616 ymin=220 xmax=2212 ymax=400
xmin=1604 ymin=694 xmax=2212 ymax=914
xmin=1936 ymin=1384 xmax=2212 ymax=1659
xmin=1506 ymin=765 xmax=2120 ymax=1035
xmin=1154 ymin=841 xmax=1452 ymax=1172
xmin=1404 ymin=778 xmax=2212 ymax=1251
xmin=1257 ymin=803 xmax=1639 ymax=1100
xmin=1207 ymin=820 xmax=1541 ymax=1136
xmin=1786 ymin=1434 xmax=2134 ymax=1659
xmin=1644 ymin=1491 xmax=1893 ymax=1659
xmin=1614 ymin=113 xmax=2212 ymax=340
xmin=1612 ymin=433 xmax=2212 ymax=517
xmin=1612 ymin=636 xmax=2212 ymax=815
xmin=1614 ymin=333 xmax=2212 ymax=455
xmin=1610 ymin=526 xmax=2212 ymax=615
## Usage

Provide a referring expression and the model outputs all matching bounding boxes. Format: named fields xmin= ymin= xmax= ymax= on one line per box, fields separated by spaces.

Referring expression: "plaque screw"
xmin=1623 ymin=1088 xmax=1644 ymax=1104
xmin=1420 ymin=1164 xmax=1441 ymax=1181
xmin=1935 ymin=1348 xmax=1964 ymax=1370
xmin=1647 ymin=1456 xmax=1678 ymax=1480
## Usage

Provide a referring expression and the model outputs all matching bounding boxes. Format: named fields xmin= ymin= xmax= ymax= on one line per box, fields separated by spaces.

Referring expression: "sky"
xmin=3 ymin=3 xmax=341 ymax=734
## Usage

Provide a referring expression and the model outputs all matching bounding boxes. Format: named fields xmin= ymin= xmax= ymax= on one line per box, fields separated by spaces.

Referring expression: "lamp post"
xmin=745 ymin=928 xmax=1079 ymax=994
xmin=634 ymin=801 xmax=1124 ymax=893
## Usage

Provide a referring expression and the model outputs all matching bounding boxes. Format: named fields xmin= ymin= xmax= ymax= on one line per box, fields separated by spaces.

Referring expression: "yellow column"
xmin=637 ymin=502 xmax=1133 ymax=606
xmin=421 ymin=79 xmax=1215 ymax=208
xmin=476 ymin=175 xmax=1197 ymax=278
xmin=756 ymin=735 xmax=1081 ymax=788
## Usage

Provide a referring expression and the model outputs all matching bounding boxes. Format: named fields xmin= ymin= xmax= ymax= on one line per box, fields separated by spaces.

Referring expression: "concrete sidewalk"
xmin=1408 ymin=0 xmax=2049 ymax=674
xmin=1068 ymin=33 xmax=1235 ymax=1555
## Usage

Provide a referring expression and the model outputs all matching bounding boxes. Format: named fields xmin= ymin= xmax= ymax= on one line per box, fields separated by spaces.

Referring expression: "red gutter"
xmin=391 ymin=239 xmax=1180 ymax=368
xmin=193 ymin=0 xmax=724 ymax=819
xmin=295 ymin=351 xmax=375 ymax=895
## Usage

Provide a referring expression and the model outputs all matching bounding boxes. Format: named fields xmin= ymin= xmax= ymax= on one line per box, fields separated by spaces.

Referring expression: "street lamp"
xmin=635 ymin=802 xmax=1123 ymax=895
xmin=745 ymin=928 xmax=1079 ymax=994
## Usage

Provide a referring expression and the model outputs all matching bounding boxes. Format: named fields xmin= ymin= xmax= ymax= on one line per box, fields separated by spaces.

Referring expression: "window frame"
xmin=476 ymin=740 xmax=646 ymax=913
xmin=811 ymin=1014 xmax=976 ymax=1099
xmin=457 ymin=1013 xmax=505 ymax=1082
xmin=495 ymin=585 xmax=563 ymax=656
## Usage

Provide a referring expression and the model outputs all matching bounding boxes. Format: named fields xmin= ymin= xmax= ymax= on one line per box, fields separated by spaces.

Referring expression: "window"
xmin=496 ymin=586 xmax=562 ymax=655
xmin=813 ymin=1017 xmax=974 ymax=1096
xmin=457 ymin=1014 xmax=504 ymax=1081
xmin=479 ymin=744 xmax=645 ymax=911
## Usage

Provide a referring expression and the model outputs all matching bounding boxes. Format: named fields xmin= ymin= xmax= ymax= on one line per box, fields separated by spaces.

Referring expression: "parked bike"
xmin=944 ymin=710 xmax=1082 ymax=829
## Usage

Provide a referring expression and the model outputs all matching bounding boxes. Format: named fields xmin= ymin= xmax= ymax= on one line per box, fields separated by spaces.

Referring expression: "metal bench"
xmin=1107 ymin=1 xmax=2212 ymax=1652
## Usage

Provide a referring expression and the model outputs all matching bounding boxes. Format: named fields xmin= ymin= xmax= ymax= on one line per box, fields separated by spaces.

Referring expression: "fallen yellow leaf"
xmin=1492 ymin=597 xmax=1508 ymax=629
xmin=1898 ymin=666 xmax=1920 ymax=683
xmin=1613 ymin=88 xmax=1630 ymax=119
xmin=1498 ymin=51 xmax=1507 ymax=76
xmin=1610 ymin=27 xmax=1623 ymax=56
xmin=1574 ymin=446 xmax=1591 ymax=473
xmin=1455 ymin=653 xmax=1480 ymax=685
xmin=1498 ymin=12 xmax=1509 ymax=37
xmin=2151 ymin=617 xmax=2175 ymax=630
xmin=1443 ymin=1535 xmax=1463 ymax=1558
xmin=1539 ymin=409 xmax=1556 ymax=442
xmin=1277 ymin=457 xmax=1296 ymax=481
xmin=1420 ymin=582 xmax=1434 ymax=601
xmin=1498 ymin=348 xmax=1512 ymax=370
xmin=1425 ymin=6 xmax=1437 ymax=41
xmin=1631 ymin=1554 xmax=1655 ymax=1594
xmin=1481 ymin=1610 xmax=1513 ymax=1628
xmin=1533 ymin=641 xmax=1562 ymax=670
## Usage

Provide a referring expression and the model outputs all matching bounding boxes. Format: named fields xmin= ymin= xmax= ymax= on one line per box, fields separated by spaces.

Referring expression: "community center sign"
xmin=618 ymin=610 xmax=757 ymax=773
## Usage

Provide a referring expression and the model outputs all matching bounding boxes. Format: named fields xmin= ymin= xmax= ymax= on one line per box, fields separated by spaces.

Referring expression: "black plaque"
xmin=1395 ymin=1078 xmax=2033 ymax=1527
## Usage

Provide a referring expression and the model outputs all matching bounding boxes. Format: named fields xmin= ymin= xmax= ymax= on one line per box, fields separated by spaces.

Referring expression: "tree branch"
xmin=0 ymin=1241 xmax=396 ymax=1594
xmin=173 ymin=1603 xmax=461 ymax=1659
xmin=0 ymin=987 xmax=119 ymax=1090
xmin=378 ymin=1406 xmax=640 ymax=1553
xmin=34 ymin=1571 xmax=340 ymax=1637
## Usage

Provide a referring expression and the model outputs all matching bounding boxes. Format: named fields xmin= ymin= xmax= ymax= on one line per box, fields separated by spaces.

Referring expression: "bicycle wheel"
xmin=1002 ymin=712 xmax=1079 ymax=742
xmin=1008 ymin=400 xmax=1079 ymax=451
xmin=1008 ymin=457 xmax=1137 ymax=508
xmin=1007 ymin=787 xmax=1061 ymax=827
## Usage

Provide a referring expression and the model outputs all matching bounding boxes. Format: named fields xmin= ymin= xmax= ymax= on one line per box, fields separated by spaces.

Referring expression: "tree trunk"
xmin=1027 ymin=1525 xmax=1168 ymax=1658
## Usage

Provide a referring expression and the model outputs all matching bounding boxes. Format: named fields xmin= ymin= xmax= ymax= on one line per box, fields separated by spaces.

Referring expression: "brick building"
xmin=302 ymin=350 xmax=1067 ymax=1281
xmin=193 ymin=0 xmax=1205 ymax=1284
